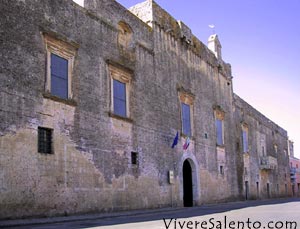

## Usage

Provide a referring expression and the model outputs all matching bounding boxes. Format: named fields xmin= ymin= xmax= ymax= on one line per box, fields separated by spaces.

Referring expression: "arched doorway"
xmin=183 ymin=160 xmax=193 ymax=207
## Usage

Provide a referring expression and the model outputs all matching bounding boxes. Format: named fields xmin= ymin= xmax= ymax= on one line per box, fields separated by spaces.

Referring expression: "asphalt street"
xmin=1 ymin=198 xmax=300 ymax=229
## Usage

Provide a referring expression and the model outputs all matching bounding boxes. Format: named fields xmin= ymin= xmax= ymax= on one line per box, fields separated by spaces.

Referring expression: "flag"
xmin=171 ymin=131 xmax=179 ymax=148
xmin=183 ymin=137 xmax=190 ymax=150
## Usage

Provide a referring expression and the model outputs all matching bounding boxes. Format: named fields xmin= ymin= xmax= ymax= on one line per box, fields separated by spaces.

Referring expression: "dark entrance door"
xmin=183 ymin=160 xmax=193 ymax=207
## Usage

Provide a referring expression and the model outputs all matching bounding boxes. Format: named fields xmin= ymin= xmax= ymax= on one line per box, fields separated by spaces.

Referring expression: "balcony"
xmin=290 ymin=167 xmax=296 ymax=175
xmin=290 ymin=167 xmax=296 ymax=183
xmin=260 ymin=156 xmax=278 ymax=170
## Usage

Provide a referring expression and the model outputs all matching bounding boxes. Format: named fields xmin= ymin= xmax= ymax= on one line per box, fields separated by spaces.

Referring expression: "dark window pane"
xmin=51 ymin=54 xmax=68 ymax=79
xmin=242 ymin=130 xmax=248 ymax=152
xmin=131 ymin=152 xmax=138 ymax=165
xmin=113 ymin=79 xmax=126 ymax=117
xmin=51 ymin=53 xmax=68 ymax=99
xmin=113 ymin=80 xmax=126 ymax=99
xmin=114 ymin=98 xmax=126 ymax=117
xmin=181 ymin=103 xmax=191 ymax=136
xmin=216 ymin=119 xmax=223 ymax=145
xmin=51 ymin=76 xmax=68 ymax=99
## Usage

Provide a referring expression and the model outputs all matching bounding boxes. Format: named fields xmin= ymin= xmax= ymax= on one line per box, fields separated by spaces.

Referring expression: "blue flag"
xmin=171 ymin=131 xmax=179 ymax=148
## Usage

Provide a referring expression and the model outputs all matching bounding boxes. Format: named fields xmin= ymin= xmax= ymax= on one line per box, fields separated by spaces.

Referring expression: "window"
xmin=285 ymin=184 xmax=288 ymax=195
xmin=242 ymin=124 xmax=249 ymax=153
xmin=131 ymin=152 xmax=138 ymax=166
xmin=214 ymin=106 xmax=225 ymax=146
xmin=216 ymin=118 xmax=223 ymax=145
xmin=220 ymin=165 xmax=224 ymax=175
xmin=244 ymin=167 xmax=248 ymax=175
xmin=178 ymin=89 xmax=194 ymax=137
xmin=236 ymin=141 xmax=240 ymax=151
xmin=38 ymin=127 xmax=53 ymax=154
xmin=51 ymin=54 xmax=68 ymax=99
xmin=113 ymin=79 xmax=126 ymax=117
xmin=44 ymin=34 xmax=77 ymax=100
xmin=181 ymin=103 xmax=191 ymax=136
xmin=109 ymin=64 xmax=131 ymax=118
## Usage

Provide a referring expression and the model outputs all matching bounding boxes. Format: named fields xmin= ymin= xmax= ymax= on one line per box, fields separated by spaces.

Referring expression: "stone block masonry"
xmin=0 ymin=0 xmax=291 ymax=219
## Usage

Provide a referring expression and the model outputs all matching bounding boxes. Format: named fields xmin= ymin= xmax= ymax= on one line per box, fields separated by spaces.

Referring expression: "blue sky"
xmin=74 ymin=0 xmax=300 ymax=158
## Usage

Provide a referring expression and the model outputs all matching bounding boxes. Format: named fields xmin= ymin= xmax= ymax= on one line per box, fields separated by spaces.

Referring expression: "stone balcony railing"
xmin=260 ymin=156 xmax=278 ymax=170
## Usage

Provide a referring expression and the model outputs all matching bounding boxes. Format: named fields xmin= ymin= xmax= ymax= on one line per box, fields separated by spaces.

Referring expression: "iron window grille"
xmin=38 ymin=127 xmax=53 ymax=154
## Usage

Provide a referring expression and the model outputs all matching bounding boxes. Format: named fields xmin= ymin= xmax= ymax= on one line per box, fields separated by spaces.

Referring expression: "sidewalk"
xmin=0 ymin=206 xmax=182 ymax=228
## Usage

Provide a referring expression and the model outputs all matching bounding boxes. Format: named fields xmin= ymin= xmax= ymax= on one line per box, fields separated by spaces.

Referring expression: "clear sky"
xmin=74 ymin=0 xmax=300 ymax=158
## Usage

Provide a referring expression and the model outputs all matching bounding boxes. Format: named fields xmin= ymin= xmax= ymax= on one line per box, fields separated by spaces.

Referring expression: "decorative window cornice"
xmin=213 ymin=105 xmax=225 ymax=120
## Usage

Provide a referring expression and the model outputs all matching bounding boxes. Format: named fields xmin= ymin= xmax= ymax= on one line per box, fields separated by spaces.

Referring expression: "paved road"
xmin=2 ymin=198 xmax=300 ymax=229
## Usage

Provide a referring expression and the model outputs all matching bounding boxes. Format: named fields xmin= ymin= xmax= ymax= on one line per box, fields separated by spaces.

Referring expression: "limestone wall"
xmin=0 ymin=0 xmax=290 ymax=219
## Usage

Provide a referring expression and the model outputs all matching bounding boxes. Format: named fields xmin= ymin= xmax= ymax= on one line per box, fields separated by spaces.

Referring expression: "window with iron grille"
xmin=38 ymin=127 xmax=53 ymax=154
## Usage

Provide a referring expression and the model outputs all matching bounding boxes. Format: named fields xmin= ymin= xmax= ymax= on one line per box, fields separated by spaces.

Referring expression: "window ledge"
xmin=108 ymin=112 xmax=133 ymax=123
xmin=180 ymin=133 xmax=194 ymax=139
xmin=43 ymin=93 xmax=77 ymax=106
xmin=216 ymin=144 xmax=225 ymax=148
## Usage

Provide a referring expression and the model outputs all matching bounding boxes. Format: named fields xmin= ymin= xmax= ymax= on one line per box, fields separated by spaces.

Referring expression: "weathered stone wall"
xmin=0 ymin=0 xmax=159 ymax=219
xmin=234 ymin=94 xmax=291 ymax=200
xmin=0 ymin=0 xmax=290 ymax=220
xmin=130 ymin=0 xmax=239 ymax=204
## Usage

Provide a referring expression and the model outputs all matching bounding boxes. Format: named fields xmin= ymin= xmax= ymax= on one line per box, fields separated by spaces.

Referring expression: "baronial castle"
xmin=0 ymin=0 xmax=292 ymax=219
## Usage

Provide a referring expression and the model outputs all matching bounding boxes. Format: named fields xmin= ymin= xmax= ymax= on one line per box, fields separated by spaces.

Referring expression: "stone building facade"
xmin=289 ymin=141 xmax=300 ymax=196
xmin=0 ymin=0 xmax=291 ymax=219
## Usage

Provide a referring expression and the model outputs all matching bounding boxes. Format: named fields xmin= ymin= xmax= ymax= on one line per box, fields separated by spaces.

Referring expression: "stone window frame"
xmin=108 ymin=63 xmax=132 ymax=120
xmin=178 ymin=90 xmax=194 ymax=137
xmin=241 ymin=122 xmax=249 ymax=153
xmin=214 ymin=106 xmax=225 ymax=147
xmin=44 ymin=34 xmax=77 ymax=101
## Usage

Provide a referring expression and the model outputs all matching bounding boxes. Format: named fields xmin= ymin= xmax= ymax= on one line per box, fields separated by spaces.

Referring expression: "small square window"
xmin=38 ymin=127 xmax=53 ymax=154
xmin=131 ymin=152 xmax=138 ymax=165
